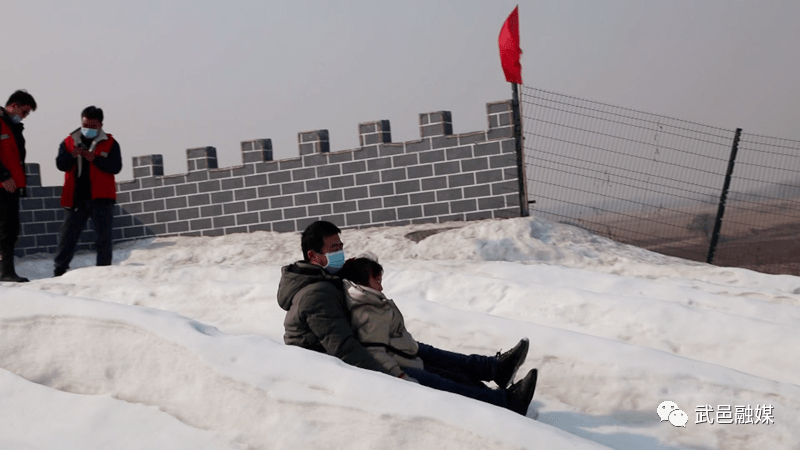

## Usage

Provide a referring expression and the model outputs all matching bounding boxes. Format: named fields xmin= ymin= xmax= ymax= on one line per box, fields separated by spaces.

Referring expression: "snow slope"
xmin=2 ymin=216 xmax=798 ymax=449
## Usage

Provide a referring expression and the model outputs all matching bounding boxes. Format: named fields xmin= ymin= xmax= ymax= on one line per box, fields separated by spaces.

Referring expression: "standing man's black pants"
xmin=0 ymin=190 xmax=21 ymax=270
xmin=54 ymin=199 xmax=114 ymax=273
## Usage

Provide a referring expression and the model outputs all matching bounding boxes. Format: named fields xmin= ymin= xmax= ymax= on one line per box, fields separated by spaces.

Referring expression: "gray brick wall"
xmin=16 ymin=100 xmax=521 ymax=256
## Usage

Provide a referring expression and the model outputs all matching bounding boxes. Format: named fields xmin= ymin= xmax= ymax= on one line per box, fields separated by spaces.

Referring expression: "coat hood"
xmin=342 ymin=279 xmax=388 ymax=310
xmin=277 ymin=261 xmax=341 ymax=311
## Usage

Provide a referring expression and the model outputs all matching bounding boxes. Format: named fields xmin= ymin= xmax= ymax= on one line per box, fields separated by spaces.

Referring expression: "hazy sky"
xmin=6 ymin=1 xmax=800 ymax=186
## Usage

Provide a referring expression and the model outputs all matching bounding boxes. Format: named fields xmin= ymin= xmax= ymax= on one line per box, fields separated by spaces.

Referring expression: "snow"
xmin=2 ymin=215 xmax=798 ymax=449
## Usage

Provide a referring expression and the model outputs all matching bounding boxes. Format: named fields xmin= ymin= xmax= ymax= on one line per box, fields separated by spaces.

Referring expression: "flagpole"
xmin=511 ymin=82 xmax=529 ymax=217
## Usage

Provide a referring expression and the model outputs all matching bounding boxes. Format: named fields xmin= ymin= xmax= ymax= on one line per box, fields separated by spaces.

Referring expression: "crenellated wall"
xmin=16 ymin=100 xmax=522 ymax=256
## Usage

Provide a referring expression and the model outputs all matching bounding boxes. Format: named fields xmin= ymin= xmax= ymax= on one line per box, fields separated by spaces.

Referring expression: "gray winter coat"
xmin=343 ymin=280 xmax=425 ymax=377
xmin=276 ymin=261 xmax=388 ymax=374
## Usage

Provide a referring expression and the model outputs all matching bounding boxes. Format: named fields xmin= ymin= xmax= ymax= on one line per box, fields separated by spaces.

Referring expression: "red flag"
xmin=498 ymin=6 xmax=522 ymax=84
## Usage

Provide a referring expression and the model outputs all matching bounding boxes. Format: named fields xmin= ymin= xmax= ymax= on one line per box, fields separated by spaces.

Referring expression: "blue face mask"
xmin=81 ymin=127 xmax=98 ymax=139
xmin=323 ymin=250 xmax=346 ymax=274
xmin=11 ymin=115 xmax=22 ymax=124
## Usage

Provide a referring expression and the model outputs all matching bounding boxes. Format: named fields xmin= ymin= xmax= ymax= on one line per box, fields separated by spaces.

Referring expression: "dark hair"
xmin=6 ymin=90 xmax=37 ymax=110
xmin=301 ymin=220 xmax=341 ymax=262
xmin=340 ymin=257 xmax=383 ymax=286
xmin=81 ymin=106 xmax=104 ymax=122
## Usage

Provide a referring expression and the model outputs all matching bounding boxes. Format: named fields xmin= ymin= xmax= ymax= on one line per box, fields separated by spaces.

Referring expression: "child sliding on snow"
xmin=339 ymin=255 xmax=538 ymax=415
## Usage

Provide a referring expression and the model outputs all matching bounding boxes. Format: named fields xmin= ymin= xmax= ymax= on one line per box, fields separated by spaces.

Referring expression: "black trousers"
xmin=403 ymin=343 xmax=505 ymax=407
xmin=54 ymin=199 xmax=115 ymax=271
xmin=0 ymin=190 xmax=21 ymax=265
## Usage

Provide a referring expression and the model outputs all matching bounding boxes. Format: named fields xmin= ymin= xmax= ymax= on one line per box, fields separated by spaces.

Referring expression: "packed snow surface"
xmin=2 ymin=216 xmax=798 ymax=449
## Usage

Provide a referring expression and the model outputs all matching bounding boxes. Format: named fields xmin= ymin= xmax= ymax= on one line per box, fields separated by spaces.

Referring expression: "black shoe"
xmin=494 ymin=338 xmax=529 ymax=388
xmin=506 ymin=368 xmax=537 ymax=415
xmin=0 ymin=273 xmax=29 ymax=282
xmin=0 ymin=253 xmax=27 ymax=282
xmin=54 ymin=267 xmax=67 ymax=277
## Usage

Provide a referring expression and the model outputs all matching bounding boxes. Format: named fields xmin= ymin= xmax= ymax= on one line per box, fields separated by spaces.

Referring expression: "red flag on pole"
xmin=498 ymin=6 xmax=522 ymax=84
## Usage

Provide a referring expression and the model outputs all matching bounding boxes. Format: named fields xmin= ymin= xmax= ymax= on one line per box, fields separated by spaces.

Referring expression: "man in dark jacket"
xmin=53 ymin=106 xmax=122 ymax=277
xmin=277 ymin=220 xmax=388 ymax=373
xmin=277 ymin=221 xmax=537 ymax=415
xmin=0 ymin=90 xmax=37 ymax=282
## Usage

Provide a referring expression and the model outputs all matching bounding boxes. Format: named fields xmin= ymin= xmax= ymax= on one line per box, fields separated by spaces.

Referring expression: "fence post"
xmin=707 ymin=128 xmax=742 ymax=264
xmin=511 ymin=83 xmax=529 ymax=217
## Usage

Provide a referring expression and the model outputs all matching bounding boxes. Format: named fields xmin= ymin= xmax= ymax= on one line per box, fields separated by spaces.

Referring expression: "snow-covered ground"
xmin=2 ymin=216 xmax=798 ymax=449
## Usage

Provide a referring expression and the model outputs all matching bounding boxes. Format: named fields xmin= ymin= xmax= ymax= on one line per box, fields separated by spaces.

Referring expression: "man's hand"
xmin=81 ymin=150 xmax=95 ymax=162
xmin=2 ymin=178 xmax=17 ymax=192
xmin=71 ymin=148 xmax=81 ymax=158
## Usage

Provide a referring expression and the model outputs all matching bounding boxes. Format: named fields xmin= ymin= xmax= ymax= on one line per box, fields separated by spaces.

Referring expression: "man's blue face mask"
xmin=323 ymin=250 xmax=346 ymax=274
xmin=81 ymin=127 xmax=98 ymax=139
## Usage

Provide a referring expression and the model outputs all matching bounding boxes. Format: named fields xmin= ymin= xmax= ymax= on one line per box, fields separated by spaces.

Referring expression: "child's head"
xmin=341 ymin=255 xmax=383 ymax=292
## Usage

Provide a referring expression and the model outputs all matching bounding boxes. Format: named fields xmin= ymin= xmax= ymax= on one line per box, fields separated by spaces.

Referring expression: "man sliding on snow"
xmin=276 ymin=220 xmax=537 ymax=415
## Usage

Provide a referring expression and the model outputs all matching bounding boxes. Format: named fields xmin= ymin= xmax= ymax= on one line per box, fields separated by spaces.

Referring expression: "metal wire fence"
xmin=711 ymin=134 xmax=800 ymax=269
xmin=519 ymin=86 xmax=800 ymax=268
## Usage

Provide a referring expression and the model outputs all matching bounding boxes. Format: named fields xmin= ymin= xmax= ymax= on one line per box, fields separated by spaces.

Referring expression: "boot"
xmin=506 ymin=368 xmax=537 ymax=415
xmin=494 ymin=338 xmax=529 ymax=388
xmin=0 ymin=252 xmax=29 ymax=282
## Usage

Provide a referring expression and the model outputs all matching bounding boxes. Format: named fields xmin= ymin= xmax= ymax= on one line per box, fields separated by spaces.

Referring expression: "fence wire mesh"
xmin=710 ymin=134 xmax=800 ymax=270
xmin=519 ymin=86 xmax=796 ymax=265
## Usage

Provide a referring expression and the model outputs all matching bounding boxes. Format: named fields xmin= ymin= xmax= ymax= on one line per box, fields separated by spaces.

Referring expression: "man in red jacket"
xmin=0 ymin=90 xmax=37 ymax=282
xmin=54 ymin=106 xmax=122 ymax=277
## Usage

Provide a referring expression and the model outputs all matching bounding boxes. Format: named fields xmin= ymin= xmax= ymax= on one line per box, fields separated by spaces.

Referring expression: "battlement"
xmin=18 ymin=100 xmax=521 ymax=255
